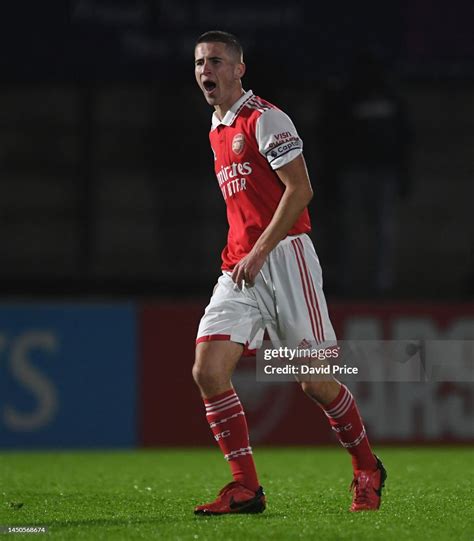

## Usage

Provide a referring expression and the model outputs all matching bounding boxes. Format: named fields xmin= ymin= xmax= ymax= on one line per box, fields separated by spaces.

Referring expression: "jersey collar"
xmin=211 ymin=90 xmax=254 ymax=130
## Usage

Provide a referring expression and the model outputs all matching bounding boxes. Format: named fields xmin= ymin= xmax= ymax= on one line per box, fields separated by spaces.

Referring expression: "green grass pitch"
xmin=0 ymin=447 xmax=472 ymax=540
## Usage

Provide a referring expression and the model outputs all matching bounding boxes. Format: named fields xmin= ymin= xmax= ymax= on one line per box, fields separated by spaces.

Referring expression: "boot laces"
xmin=350 ymin=472 xmax=372 ymax=505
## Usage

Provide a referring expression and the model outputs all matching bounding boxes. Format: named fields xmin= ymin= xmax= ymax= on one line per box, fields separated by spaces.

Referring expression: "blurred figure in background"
xmin=320 ymin=52 xmax=412 ymax=296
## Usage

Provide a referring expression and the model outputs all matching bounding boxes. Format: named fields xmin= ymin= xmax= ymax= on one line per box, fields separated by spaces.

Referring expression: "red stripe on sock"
xmin=203 ymin=391 xmax=260 ymax=491
xmin=323 ymin=385 xmax=377 ymax=471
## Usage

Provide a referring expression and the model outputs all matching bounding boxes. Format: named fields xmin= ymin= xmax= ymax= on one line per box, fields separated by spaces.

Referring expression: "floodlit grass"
xmin=0 ymin=447 xmax=472 ymax=540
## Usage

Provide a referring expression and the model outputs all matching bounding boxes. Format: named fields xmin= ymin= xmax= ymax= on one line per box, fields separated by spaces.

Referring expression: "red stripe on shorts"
xmin=196 ymin=334 xmax=231 ymax=345
xmin=291 ymin=239 xmax=320 ymax=343
xmin=295 ymin=237 xmax=324 ymax=342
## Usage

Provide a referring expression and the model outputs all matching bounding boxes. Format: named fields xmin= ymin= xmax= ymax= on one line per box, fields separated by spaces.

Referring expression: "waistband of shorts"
xmin=277 ymin=233 xmax=308 ymax=248
xmin=222 ymin=234 xmax=309 ymax=272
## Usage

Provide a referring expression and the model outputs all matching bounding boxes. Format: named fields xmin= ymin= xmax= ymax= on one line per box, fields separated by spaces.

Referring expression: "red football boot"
xmin=194 ymin=482 xmax=266 ymax=515
xmin=350 ymin=456 xmax=387 ymax=512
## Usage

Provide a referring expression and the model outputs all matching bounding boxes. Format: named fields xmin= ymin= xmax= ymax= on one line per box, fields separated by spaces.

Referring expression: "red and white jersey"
xmin=209 ymin=90 xmax=311 ymax=270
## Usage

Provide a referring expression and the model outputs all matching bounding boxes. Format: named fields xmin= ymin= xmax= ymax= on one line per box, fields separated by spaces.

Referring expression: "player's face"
xmin=194 ymin=42 xmax=245 ymax=112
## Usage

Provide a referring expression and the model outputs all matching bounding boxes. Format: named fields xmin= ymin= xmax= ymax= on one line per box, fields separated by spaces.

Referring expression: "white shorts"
xmin=196 ymin=234 xmax=336 ymax=350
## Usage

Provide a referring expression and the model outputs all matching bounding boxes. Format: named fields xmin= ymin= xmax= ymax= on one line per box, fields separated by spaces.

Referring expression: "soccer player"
xmin=192 ymin=30 xmax=386 ymax=515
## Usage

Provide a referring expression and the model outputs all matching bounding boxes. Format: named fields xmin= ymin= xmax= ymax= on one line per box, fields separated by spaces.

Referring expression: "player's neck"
xmin=214 ymin=88 xmax=245 ymax=121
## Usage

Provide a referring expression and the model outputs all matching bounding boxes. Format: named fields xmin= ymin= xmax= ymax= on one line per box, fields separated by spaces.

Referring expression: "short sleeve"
xmin=256 ymin=108 xmax=303 ymax=170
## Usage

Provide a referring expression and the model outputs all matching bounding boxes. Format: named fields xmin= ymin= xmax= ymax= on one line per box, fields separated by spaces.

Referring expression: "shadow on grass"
xmin=193 ymin=512 xmax=287 ymax=520
xmin=47 ymin=511 xmax=287 ymax=529
xmin=47 ymin=517 xmax=184 ymax=528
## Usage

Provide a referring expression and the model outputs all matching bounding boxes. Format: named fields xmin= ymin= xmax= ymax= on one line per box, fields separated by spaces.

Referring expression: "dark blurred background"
xmin=0 ymin=1 xmax=473 ymax=450
xmin=0 ymin=0 xmax=472 ymax=300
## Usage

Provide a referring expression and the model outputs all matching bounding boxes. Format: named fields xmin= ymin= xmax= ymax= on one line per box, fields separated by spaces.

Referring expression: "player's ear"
xmin=235 ymin=62 xmax=246 ymax=80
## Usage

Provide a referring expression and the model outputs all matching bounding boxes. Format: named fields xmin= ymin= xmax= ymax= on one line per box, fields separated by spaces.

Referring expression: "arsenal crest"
xmin=232 ymin=133 xmax=245 ymax=155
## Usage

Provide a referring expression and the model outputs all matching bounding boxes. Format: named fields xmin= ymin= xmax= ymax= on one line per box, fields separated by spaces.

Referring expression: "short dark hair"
xmin=195 ymin=30 xmax=243 ymax=61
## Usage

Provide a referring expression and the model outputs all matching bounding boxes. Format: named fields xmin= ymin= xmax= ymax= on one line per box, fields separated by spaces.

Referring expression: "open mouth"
xmin=203 ymin=80 xmax=217 ymax=93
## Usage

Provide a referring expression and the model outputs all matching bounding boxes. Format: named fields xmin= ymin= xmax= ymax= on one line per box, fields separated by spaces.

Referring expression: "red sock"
xmin=204 ymin=389 xmax=260 ymax=492
xmin=323 ymin=384 xmax=377 ymax=471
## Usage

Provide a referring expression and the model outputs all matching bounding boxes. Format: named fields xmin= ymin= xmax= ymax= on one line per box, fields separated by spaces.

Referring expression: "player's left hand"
xmin=231 ymin=249 xmax=267 ymax=288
